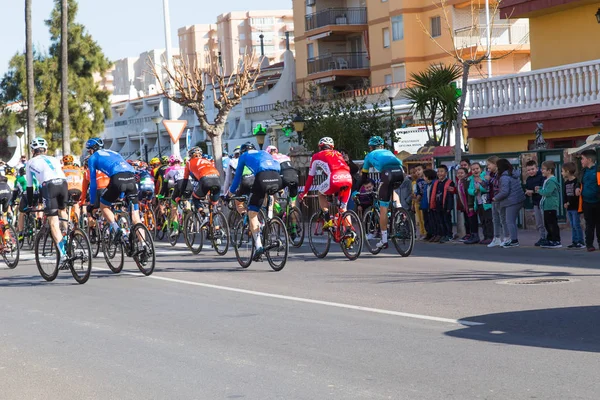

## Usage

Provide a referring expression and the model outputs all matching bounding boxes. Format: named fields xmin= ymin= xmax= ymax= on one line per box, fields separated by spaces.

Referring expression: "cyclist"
xmin=16 ymin=166 xmax=40 ymax=242
xmin=266 ymin=145 xmax=299 ymax=207
xmin=222 ymin=146 xmax=241 ymax=194
xmin=86 ymin=138 xmax=141 ymax=241
xmin=154 ymin=156 xmax=170 ymax=197
xmin=79 ymin=156 xmax=110 ymax=243
xmin=227 ymin=142 xmax=281 ymax=260
xmin=164 ymin=155 xmax=186 ymax=237
xmin=361 ymin=136 xmax=404 ymax=249
xmin=5 ymin=167 xmax=16 ymax=191
xmin=182 ymin=147 xmax=221 ymax=208
xmin=298 ymin=137 xmax=352 ymax=231
xmin=62 ymin=155 xmax=84 ymax=221
xmin=26 ymin=137 xmax=70 ymax=263
xmin=136 ymin=162 xmax=155 ymax=202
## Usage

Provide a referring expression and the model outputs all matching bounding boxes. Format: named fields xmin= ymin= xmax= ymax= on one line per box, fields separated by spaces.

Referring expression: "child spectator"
xmin=561 ymin=162 xmax=584 ymax=248
xmin=422 ymin=169 xmax=438 ymax=241
xmin=536 ymin=160 xmax=561 ymax=248
xmin=460 ymin=157 xmax=471 ymax=171
xmin=356 ymin=178 xmax=376 ymax=215
xmin=398 ymin=166 xmax=413 ymax=210
xmin=494 ymin=158 xmax=525 ymax=248
xmin=524 ymin=160 xmax=547 ymax=246
xmin=466 ymin=162 xmax=493 ymax=244
xmin=577 ymin=150 xmax=600 ymax=251
xmin=431 ymin=164 xmax=455 ymax=243
xmin=482 ymin=156 xmax=509 ymax=247
xmin=455 ymin=167 xmax=472 ymax=241
xmin=413 ymin=164 xmax=428 ymax=239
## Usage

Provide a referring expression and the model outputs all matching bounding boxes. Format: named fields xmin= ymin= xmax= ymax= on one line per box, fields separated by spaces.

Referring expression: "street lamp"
xmin=15 ymin=128 xmax=25 ymax=158
xmin=596 ymin=8 xmax=600 ymax=23
xmin=151 ymin=115 xmax=164 ymax=158
xmin=292 ymin=113 xmax=305 ymax=145
xmin=384 ymin=85 xmax=401 ymax=147
xmin=253 ymin=124 xmax=267 ymax=150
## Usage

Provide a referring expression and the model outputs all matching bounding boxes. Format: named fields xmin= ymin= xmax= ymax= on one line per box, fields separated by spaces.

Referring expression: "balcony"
xmin=305 ymin=8 xmax=367 ymax=34
xmin=454 ymin=22 xmax=529 ymax=50
xmin=467 ymin=59 xmax=600 ymax=119
xmin=307 ymin=52 xmax=369 ymax=76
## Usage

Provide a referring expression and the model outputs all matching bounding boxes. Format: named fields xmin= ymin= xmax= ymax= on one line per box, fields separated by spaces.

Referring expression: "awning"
xmin=307 ymin=31 xmax=331 ymax=41
xmin=314 ymin=76 xmax=336 ymax=84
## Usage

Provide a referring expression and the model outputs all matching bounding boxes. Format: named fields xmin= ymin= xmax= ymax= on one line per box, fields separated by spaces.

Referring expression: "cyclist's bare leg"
xmin=235 ymin=200 xmax=246 ymax=215
xmin=100 ymin=203 xmax=116 ymax=224
xmin=48 ymin=215 xmax=63 ymax=245
xmin=318 ymin=193 xmax=329 ymax=217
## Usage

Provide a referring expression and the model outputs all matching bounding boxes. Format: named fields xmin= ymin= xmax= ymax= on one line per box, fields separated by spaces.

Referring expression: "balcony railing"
xmin=454 ymin=23 xmax=529 ymax=49
xmin=467 ymin=59 xmax=600 ymax=119
xmin=305 ymin=8 xmax=367 ymax=32
xmin=307 ymin=52 xmax=369 ymax=75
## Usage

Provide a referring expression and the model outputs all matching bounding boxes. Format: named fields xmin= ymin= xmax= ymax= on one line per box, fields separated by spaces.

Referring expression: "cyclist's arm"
xmin=88 ymin=159 xmax=98 ymax=202
xmin=25 ymin=164 xmax=34 ymax=206
xmin=361 ymin=154 xmax=372 ymax=184
xmin=80 ymin=172 xmax=90 ymax=204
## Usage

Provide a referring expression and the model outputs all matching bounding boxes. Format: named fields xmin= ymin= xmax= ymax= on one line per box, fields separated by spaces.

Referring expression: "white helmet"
xmin=30 ymin=137 xmax=48 ymax=152
xmin=318 ymin=137 xmax=334 ymax=149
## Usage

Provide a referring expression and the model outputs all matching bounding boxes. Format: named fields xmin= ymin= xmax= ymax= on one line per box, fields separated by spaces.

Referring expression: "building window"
xmin=251 ymin=17 xmax=274 ymax=26
xmin=239 ymin=33 xmax=246 ymax=40
xmin=383 ymin=27 xmax=390 ymax=48
xmin=431 ymin=16 xmax=442 ymax=38
xmin=307 ymin=43 xmax=314 ymax=59
xmin=392 ymin=64 xmax=406 ymax=83
xmin=391 ymin=16 xmax=404 ymax=41
xmin=384 ymin=74 xmax=393 ymax=85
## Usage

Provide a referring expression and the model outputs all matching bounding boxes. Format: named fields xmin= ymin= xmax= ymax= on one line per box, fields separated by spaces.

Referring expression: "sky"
xmin=1 ymin=0 xmax=290 ymax=76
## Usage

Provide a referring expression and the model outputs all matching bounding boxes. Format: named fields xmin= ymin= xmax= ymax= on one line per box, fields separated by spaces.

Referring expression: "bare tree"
xmin=417 ymin=0 xmax=521 ymax=162
xmin=151 ymin=53 xmax=261 ymax=177
xmin=60 ymin=0 xmax=70 ymax=155
xmin=25 ymin=0 xmax=35 ymax=157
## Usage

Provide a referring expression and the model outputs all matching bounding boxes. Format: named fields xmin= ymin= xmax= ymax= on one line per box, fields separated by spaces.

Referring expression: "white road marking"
xmin=95 ymin=267 xmax=484 ymax=327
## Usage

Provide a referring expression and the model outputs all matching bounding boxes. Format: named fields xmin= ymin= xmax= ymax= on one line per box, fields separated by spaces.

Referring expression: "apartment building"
xmin=179 ymin=10 xmax=295 ymax=76
xmin=294 ymin=0 xmax=531 ymax=97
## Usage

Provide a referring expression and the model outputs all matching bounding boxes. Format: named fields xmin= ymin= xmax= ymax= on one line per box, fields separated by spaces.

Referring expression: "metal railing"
xmin=454 ymin=23 xmax=530 ymax=49
xmin=305 ymin=7 xmax=367 ymax=31
xmin=307 ymin=52 xmax=369 ymax=75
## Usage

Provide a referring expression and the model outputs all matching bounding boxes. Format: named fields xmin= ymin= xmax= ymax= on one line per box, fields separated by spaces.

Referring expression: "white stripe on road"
xmin=95 ymin=267 xmax=484 ymax=327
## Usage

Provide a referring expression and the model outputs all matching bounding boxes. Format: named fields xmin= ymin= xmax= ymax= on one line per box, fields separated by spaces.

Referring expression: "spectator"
xmin=455 ymin=167 xmax=471 ymax=241
xmin=431 ymin=164 xmax=455 ymax=243
xmin=398 ymin=165 xmax=413 ymax=210
xmin=536 ymin=160 xmax=561 ymax=248
xmin=561 ymin=162 xmax=584 ymax=249
xmin=577 ymin=149 xmax=600 ymax=252
xmin=460 ymin=157 xmax=470 ymax=171
xmin=413 ymin=164 xmax=427 ymax=239
xmin=466 ymin=162 xmax=493 ymax=244
xmin=494 ymin=158 xmax=526 ymax=248
xmin=355 ymin=178 xmax=376 ymax=216
xmin=422 ymin=169 xmax=438 ymax=241
xmin=482 ymin=156 xmax=508 ymax=247
xmin=524 ymin=160 xmax=547 ymax=246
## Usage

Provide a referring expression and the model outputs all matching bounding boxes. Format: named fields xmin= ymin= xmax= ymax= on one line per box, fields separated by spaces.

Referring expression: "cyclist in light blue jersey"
xmin=362 ymin=136 xmax=404 ymax=249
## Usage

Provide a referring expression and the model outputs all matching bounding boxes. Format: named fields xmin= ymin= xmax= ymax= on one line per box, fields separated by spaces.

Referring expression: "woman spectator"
xmin=493 ymin=158 xmax=526 ymax=248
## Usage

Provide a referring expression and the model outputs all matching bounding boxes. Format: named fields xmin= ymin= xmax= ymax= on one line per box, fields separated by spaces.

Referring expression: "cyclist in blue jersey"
xmin=362 ymin=136 xmax=404 ymax=249
xmin=86 ymin=138 xmax=141 ymax=241
xmin=227 ymin=141 xmax=281 ymax=260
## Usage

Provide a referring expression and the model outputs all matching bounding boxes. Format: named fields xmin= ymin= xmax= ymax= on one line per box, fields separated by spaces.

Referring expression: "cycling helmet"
xmin=169 ymin=155 xmax=181 ymax=165
xmin=368 ymin=136 xmax=385 ymax=147
xmin=150 ymin=157 xmax=160 ymax=166
xmin=161 ymin=156 xmax=169 ymax=165
xmin=5 ymin=167 xmax=15 ymax=176
xmin=240 ymin=142 xmax=256 ymax=154
xmin=30 ymin=137 xmax=48 ymax=152
xmin=266 ymin=145 xmax=278 ymax=154
xmin=188 ymin=147 xmax=201 ymax=158
xmin=18 ymin=167 xmax=25 ymax=176
xmin=62 ymin=155 xmax=74 ymax=165
xmin=233 ymin=146 xmax=241 ymax=155
xmin=85 ymin=137 xmax=104 ymax=152
xmin=318 ymin=137 xmax=334 ymax=149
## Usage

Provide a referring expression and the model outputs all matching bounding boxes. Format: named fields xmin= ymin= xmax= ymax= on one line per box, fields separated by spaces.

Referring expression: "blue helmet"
xmin=86 ymin=138 xmax=104 ymax=152
xmin=240 ymin=141 xmax=256 ymax=153
xmin=368 ymin=136 xmax=384 ymax=147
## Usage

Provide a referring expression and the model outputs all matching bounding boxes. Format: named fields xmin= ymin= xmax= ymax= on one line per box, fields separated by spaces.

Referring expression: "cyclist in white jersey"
xmin=26 ymin=137 xmax=69 ymax=263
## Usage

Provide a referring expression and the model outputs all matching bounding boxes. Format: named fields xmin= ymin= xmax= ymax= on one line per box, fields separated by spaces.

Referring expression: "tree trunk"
xmin=210 ymin=132 xmax=224 ymax=182
xmin=60 ymin=0 xmax=70 ymax=156
xmin=25 ymin=0 xmax=35 ymax=158
xmin=454 ymin=65 xmax=470 ymax=164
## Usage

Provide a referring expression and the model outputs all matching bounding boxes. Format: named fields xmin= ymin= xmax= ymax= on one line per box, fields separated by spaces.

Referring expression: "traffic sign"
xmin=163 ymin=120 xmax=188 ymax=144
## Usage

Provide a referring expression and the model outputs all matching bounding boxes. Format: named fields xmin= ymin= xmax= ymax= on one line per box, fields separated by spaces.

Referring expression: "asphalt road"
xmin=1 ymin=240 xmax=600 ymax=399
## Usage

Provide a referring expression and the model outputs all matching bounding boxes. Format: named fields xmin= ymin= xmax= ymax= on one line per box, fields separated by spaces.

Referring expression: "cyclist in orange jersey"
xmin=62 ymin=155 xmax=84 ymax=220
xmin=182 ymin=147 xmax=221 ymax=206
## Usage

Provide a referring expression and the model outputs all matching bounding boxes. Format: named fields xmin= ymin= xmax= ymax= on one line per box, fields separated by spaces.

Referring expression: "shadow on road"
xmin=0 ymin=274 xmax=74 ymax=287
xmin=446 ymin=306 xmax=600 ymax=353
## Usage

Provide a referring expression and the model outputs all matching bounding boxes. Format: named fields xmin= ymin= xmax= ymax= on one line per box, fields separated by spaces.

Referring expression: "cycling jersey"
xmin=15 ymin=174 xmax=39 ymax=193
xmin=184 ymin=158 xmax=219 ymax=181
xmin=165 ymin=165 xmax=185 ymax=185
xmin=26 ymin=155 xmax=66 ymax=186
xmin=80 ymin=169 xmax=110 ymax=205
xmin=271 ymin=153 xmax=291 ymax=163
xmin=303 ymin=149 xmax=351 ymax=194
xmin=88 ymin=149 xmax=134 ymax=201
xmin=361 ymin=149 xmax=402 ymax=172
xmin=229 ymin=150 xmax=280 ymax=194
xmin=6 ymin=175 xmax=15 ymax=191
xmin=136 ymin=170 xmax=155 ymax=191
xmin=63 ymin=165 xmax=84 ymax=192
xmin=153 ymin=165 xmax=168 ymax=194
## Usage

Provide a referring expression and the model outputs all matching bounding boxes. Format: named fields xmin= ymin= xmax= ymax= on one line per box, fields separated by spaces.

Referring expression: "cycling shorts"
xmin=102 ymin=172 xmax=139 ymax=210
xmin=172 ymin=180 xmax=193 ymax=201
xmin=68 ymin=189 xmax=82 ymax=203
xmin=193 ymin=175 xmax=221 ymax=203
xmin=0 ymin=183 xmax=11 ymax=213
xmin=248 ymin=171 xmax=281 ymax=213
xmin=378 ymin=168 xmax=404 ymax=207
xmin=280 ymin=163 xmax=299 ymax=198
xmin=236 ymin=175 xmax=255 ymax=196
xmin=40 ymin=179 xmax=68 ymax=216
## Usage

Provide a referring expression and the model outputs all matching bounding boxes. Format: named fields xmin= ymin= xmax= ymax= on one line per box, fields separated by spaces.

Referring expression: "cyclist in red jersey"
xmin=298 ymin=137 xmax=352 ymax=230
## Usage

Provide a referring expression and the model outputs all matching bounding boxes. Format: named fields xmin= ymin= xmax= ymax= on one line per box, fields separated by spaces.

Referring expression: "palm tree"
xmin=60 ymin=0 xmax=70 ymax=155
xmin=25 ymin=0 xmax=35 ymax=156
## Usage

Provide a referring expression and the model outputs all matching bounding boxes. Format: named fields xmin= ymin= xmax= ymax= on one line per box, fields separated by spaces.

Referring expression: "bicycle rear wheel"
xmin=131 ymin=223 xmax=155 ymax=276
xmin=183 ymin=211 xmax=203 ymax=254
xmin=339 ymin=210 xmax=363 ymax=261
xmin=287 ymin=206 xmax=304 ymax=248
xmin=144 ymin=208 xmax=157 ymax=240
xmin=88 ymin=222 xmax=101 ymax=258
xmin=363 ymin=207 xmax=382 ymax=255
xmin=308 ymin=212 xmax=331 ymax=258
xmin=68 ymin=228 xmax=92 ymax=284
xmin=2 ymin=225 xmax=20 ymax=269
xmin=265 ymin=216 xmax=288 ymax=271
xmin=155 ymin=212 xmax=166 ymax=241
xmin=232 ymin=216 xmax=253 ymax=268
xmin=211 ymin=211 xmax=230 ymax=256
xmin=390 ymin=207 xmax=415 ymax=257
xmin=35 ymin=227 xmax=59 ymax=281
xmin=102 ymin=225 xmax=124 ymax=273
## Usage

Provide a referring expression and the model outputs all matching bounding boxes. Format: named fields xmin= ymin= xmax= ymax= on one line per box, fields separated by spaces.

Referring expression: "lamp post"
xmin=152 ymin=116 xmax=163 ymax=158
xmin=292 ymin=114 xmax=305 ymax=143
xmin=384 ymin=86 xmax=401 ymax=148
xmin=253 ymin=124 xmax=267 ymax=150
xmin=15 ymin=128 xmax=25 ymax=159
xmin=140 ymin=128 xmax=149 ymax=161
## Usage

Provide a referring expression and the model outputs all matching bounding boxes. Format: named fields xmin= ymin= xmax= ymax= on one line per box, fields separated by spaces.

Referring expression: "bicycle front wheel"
xmin=287 ymin=206 xmax=304 ymax=248
xmin=88 ymin=222 xmax=101 ymax=258
xmin=232 ymin=216 xmax=253 ymax=268
xmin=390 ymin=207 xmax=415 ymax=257
xmin=183 ymin=211 xmax=203 ymax=254
xmin=102 ymin=225 xmax=124 ymax=273
xmin=363 ymin=207 xmax=382 ymax=255
xmin=308 ymin=212 xmax=331 ymax=259
xmin=2 ymin=225 xmax=20 ymax=269
xmin=339 ymin=210 xmax=363 ymax=261
xmin=68 ymin=228 xmax=92 ymax=284
xmin=265 ymin=216 xmax=289 ymax=271
xmin=131 ymin=223 xmax=155 ymax=276
xmin=211 ymin=211 xmax=230 ymax=256
xmin=35 ymin=227 xmax=59 ymax=282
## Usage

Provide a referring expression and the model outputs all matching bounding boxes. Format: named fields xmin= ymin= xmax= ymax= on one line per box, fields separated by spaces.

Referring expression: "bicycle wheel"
xmin=211 ymin=211 xmax=230 ymax=256
xmin=390 ymin=207 xmax=415 ymax=257
xmin=144 ymin=208 xmax=157 ymax=240
xmin=131 ymin=223 xmax=156 ymax=276
xmin=20 ymin=214 xmax=33 ymax=250
xmin=287 ymin=206 xmax=304 ymax=248
xmin=88 ymin=222 xmax=101 ymax=258
xmin=68 ymin=228 xmax=92 ymax=284
xmin=155 ymin=211 xmax=166 ymax=241
xmin=339 ymin=210 xmax=363 ymax=261
xmin=183 ymin=211 xmax=202 ymax=254
xmin=35 ymin=227 xmax=59 ymax=282
xmin=232 ymin=216 xmax=253 ymax=268
xmin=363 ymin=207 xmax=382 ymax=255
xmin=167 ymin=217 xmax=180 ymax=247
xmin=2 ymin=225 xmax=20 ymax=269
xmin=102 ymin=225 xmax=124 ymax=273
xmin=265 ymin=216 xmax=288 ymax=271
xmin=308 ymin=212 xmax=331 ymax=258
